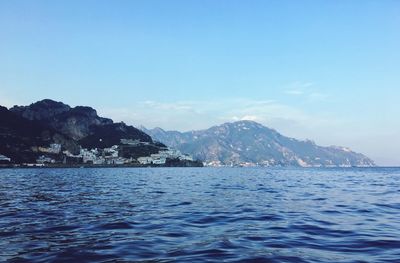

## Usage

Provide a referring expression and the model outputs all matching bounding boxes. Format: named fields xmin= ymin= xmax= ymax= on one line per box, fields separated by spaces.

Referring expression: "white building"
xmin=49 ymin=144 xmax=61 ymax=154
xmin=152 ymin=158 xmax=166 ymax=165
xmin=138 ymin=156 xmax=153 ymax=165
xmin=0 ymin=154 xmax=11 ymax=162
xmin=36 ymin=155 xmax=55 ymax=164
xmin=105 ymin=157 xmax=126 ymax=165
xmin=179 ymin=155 xmax=193 ymax=161
xmin=120 ymin=139 xmax=140 ymax=145
xmin=160 ymin=149 xmax=181 ymax=157
xmin=137 ymin=148 xmax=194 ymax=165
xmin=80 ymin=148 xmax=103 ymax=164
xmin=104 ymin=146 xmax=119 ymax=158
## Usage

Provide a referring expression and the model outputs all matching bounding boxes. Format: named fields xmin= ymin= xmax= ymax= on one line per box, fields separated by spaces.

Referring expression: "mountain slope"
xmin=79 ymin=122 xmax=154 ymax=149
xmin=0 ymin=106 xmax=78 ymax=163
xmin=2 ymin=99 xmax=165 ymax=163
xmin=142 ymin=120 xmax=375 ymax=167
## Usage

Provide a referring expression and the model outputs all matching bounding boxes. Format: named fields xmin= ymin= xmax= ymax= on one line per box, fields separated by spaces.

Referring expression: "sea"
xmin=0 ymin=167 xmax=399 ymax=263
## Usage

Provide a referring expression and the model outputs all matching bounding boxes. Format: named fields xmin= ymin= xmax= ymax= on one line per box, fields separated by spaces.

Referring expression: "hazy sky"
xmin=0 ymin=1 xmax=399 ymax=166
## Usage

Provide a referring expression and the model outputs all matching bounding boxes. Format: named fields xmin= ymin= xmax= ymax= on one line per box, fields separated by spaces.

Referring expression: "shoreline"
xmin=0 ymin=165 xmax=389 ymax=169
xmin=0 ymin=163 xmax=204 ymax=169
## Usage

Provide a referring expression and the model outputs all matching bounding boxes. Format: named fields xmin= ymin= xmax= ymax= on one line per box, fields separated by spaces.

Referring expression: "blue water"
xmin=0 ymin=167 xmax=399 ymax=263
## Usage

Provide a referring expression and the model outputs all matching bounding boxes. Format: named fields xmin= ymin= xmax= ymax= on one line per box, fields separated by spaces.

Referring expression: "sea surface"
xmin=0 ymin=167 xmax=399 ymax=263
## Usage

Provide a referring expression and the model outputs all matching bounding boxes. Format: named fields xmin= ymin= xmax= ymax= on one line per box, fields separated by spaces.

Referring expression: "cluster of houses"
xmin=137 ymin=149 xmax=193 ymax=165
xmin=32 ymin=139 xmax=193 ymax=166
xmin=0 ymin=138 xmax=195 ymax=166
xmin=203 ymin=160 xmax=260 ymax=167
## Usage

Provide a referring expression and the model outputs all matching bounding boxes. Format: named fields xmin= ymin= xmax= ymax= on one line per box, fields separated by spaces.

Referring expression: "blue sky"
xmin=0 ymin=0 xmax=399 ymax=165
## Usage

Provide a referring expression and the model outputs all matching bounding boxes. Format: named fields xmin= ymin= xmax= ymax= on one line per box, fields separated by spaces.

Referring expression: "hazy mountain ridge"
xmin=142 ymin=121 xmax=375 ymax=167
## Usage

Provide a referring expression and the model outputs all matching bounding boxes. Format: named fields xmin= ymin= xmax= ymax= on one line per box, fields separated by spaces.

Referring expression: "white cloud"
xmin=239 ymin=115 xmax=260 ymax=121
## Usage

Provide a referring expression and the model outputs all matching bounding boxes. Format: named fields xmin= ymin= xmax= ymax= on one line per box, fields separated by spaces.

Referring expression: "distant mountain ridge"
xmin=142 ymin=121 xmax=375 ymax=167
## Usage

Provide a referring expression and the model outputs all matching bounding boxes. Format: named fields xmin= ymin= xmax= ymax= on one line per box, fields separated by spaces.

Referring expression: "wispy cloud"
xmin=284 ymin=81 xmax=329 ymax=101
xmin=142 ymin=100 xmax=195 ymax=111
xmin=285 ymin=89 xmax=304 ymax=95
xmin=98 ymin=97 xmax=344 ymax=144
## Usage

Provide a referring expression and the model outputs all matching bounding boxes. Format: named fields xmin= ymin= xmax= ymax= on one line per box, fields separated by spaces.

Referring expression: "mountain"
xmin=142 ymin=120 xmax=375 ymax=167
xmin=10 ymin=99 xmax=113 ymax=140
xmin=0 ymin=105 xmax=78 ymax=163
xmin=10 ymin=99 xmax=156 ymax=148
xmin=1 ymin=99 xmax=373 ymax=167
xmin=2 ymin=99 xmax=168 ymax=164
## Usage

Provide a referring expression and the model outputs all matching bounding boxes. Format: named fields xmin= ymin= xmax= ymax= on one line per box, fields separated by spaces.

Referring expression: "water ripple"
xmin=0 ymin=167 xmax=400 ymax=262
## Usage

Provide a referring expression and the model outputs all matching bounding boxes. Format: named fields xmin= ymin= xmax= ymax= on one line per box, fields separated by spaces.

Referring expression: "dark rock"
xmin=11 ymin=99 xmax=113 ymax=140
xmin=10 ymin=99 xmax=71 ymax=121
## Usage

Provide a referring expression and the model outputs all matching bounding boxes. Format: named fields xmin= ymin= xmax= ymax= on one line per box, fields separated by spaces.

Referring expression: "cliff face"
xmin=11 ymin=100 xmax=113 ymax=140
xmin=10 ymin=99 xmax=71 ymax=121
xmin=143 ymin=120 xmax=375 ymax=167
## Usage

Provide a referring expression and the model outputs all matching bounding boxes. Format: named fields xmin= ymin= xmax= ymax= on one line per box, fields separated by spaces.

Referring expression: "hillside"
xmin=1 ymin=100 xmax=167 ymax=165
xmin=0 ymin=106 xmax=77 ymax=163
xmin=142 ymin=121 xmax=375 ymax=167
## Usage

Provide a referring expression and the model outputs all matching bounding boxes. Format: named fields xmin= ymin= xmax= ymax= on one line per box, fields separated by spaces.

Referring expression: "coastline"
xmin=0 ymin=164 xmax=386 ymax=169
xmin=0 ymin=162 xmax=204 ymax=169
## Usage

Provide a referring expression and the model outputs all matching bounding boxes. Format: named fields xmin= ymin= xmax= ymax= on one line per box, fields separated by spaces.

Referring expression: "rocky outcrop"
xmin=10 ymin=99 xmax=71 ymax=121
xmin=11 ymin=100 xmax=113 ymax=140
